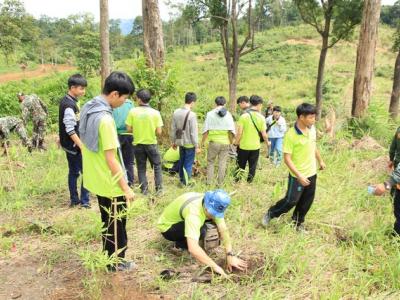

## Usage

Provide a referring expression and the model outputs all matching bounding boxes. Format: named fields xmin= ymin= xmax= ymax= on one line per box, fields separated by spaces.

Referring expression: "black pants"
xmin=268 ymin=174 xmax=317 ymax=225
xmin=118 ymin=135 xmax=134 ymax=186
xmin=235 ymin=148 xmax=260 ymax=182
xmin=162 ymin=221 xmax=207 ymax=249
xmin=134 ymin=144 xmax=163 ymax=193
xmin=394 ymin=189 xmax=400 ymax=235
xmin=97 ymin=195 xmax=127 ymax=258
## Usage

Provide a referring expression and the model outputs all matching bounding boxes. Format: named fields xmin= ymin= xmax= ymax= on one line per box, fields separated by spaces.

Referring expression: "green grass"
xmin=1 ymin=24 xmax=400 ymax=298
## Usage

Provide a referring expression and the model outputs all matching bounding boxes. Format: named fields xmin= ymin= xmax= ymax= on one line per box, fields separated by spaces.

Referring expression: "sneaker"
xmin=295 ymin=224 xmax=307 ymax=233
xmin=155 ymin=188 xmax=164 ymax=197
xmin=81 ymin=203 xmax=91 ymax=209
xmin=107 ymin=260 xmax=136 ymax=272
xmin=69 ymin=202 xmax=80 ymax=208
xmin=261 ymin=212 xmax=272 ymax=228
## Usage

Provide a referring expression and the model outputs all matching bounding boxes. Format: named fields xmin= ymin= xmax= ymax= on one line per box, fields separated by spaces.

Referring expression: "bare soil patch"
xmin=0 ymin=64 xmax=75 ymax=84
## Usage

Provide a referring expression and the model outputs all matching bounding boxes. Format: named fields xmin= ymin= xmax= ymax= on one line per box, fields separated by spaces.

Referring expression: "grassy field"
xmin=1 ymin=24 xmax=400 ymax=299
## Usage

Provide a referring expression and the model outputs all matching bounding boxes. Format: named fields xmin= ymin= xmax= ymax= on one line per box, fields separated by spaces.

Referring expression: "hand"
xmin=298 ymin=175 xmax=310 ymax=187
xmin=374 ymin=183 xmax=386 ymax=196
xmin=55 ymin=137 xmax=60 ymax=149
xmin=388 ymin=161 xmax=394 ymax=170
xmin=227 ymin=256 xmax=248 ymax=272
xmin=172 ymin=144 xmax=177 ymax=150
xmin=196 ymin=147 xmax=201 ymax=154
xmin=124 ymin=188 xmax=135 ymax=202
xmin=319 ymin=160 xmax=326 ymax=170
xmin=213 ymin=265 xmax=228 ymax=278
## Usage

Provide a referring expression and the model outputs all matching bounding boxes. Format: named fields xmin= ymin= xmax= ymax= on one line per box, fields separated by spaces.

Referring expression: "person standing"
xmin=17 ymin=92 xmax=48 ymax=150
xmin=126 ymin=89 xmax=163 ymax=195
xmin=171 ymin=92 xmax=200 ymax=186
xmin=234 ymin=95 xmax=268 ymax=183
xmin=201 ymin=96 xmax=235 ymax=186
xmin=79 ymin=71 xmax=135 ymax=272
xmin=389 ymin=127 xmax=400 ymax=170
xmin=58 ymin=74 xmax=90 ymax=208
xmin=262 ymin=103 xmax=326 ymax=230
xmin=266 ymin=106 xmax=287 ymax=166
xmin=113 ymin=98 xmax=135 ymax=186
xmin=236 ymin=96 xmax=250 ymax=114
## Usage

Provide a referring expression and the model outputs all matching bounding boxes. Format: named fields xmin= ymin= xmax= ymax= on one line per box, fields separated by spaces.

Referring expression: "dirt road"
xmin=0 ymin=64 xmax=75 ymax=84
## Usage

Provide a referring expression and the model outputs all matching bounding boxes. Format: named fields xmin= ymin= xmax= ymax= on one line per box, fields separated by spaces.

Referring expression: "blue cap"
xmin=204 ymin=189 xmax=231 ymax=218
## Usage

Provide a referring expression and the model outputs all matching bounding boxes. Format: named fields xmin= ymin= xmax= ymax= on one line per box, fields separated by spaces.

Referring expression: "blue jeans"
xmin=269 ymin=138 xmax=283 ymax=165
xmin=66 ymin=152 xmax=90 ymax=205
xmin=179 ymin=147 xmax=196 ymax=185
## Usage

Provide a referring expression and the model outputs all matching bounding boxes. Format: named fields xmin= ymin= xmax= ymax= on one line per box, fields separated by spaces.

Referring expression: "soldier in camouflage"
xmin=17 ymin=92 xmax=48 ymax=150
xmin=0 ymin=116 xmax=32 ymax=154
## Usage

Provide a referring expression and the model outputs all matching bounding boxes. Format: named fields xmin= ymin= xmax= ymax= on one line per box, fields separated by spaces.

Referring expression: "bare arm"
xmin=201 ymin=131 xmax=208 ymax=148
xmin=70 ymin=134 xmax=83 ymax=149
xmin=187 ymin=238 xmax=227 ymax=276
xmin=315 ymin=148 xmax=326 ymax=169
xmin=235 ymin=126 xmax=243 ymax=145
xmin=105 ymin=149 xmax=134 ymax=201
xmin=125 ymin=125 xmax=132 ymax=133
xmin=156 ymin=127 xmax=162 ymax=137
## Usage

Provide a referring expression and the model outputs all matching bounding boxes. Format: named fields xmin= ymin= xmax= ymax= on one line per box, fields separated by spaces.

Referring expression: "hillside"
xmin=1 ymin=24 xmax=400 ymax=299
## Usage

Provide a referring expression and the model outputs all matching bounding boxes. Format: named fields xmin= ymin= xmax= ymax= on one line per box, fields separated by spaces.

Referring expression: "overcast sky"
xmin=23 ymin=0 xmax=397 ymax=21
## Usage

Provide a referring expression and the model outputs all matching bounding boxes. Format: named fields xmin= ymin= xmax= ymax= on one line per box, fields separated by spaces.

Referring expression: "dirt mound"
xmin=285 ymin=39 xmax=320 ymax=47
xmin=351 ymin=136 xmax=384 ymax=151
xmin=360 ymin=155 xmax=389 ymax=174
xmin=195 ymin=53 xmax=217 ymax=62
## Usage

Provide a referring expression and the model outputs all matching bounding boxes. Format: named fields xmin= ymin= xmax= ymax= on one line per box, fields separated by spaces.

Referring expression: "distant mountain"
xmin=119 ymin=19 xmax=133 ymax=35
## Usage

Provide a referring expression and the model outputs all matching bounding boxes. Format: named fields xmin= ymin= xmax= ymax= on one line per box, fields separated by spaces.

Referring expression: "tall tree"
xmin=142 ymin=0 xmax=165 ymax=69
xmin=0 ymin=0 xmax=25 ymax=64
xmin=100 ymin=0 xmax=110 ymax=87
xmin=352 ymin=0 xmax=381 ymax=118
xmin=389 ymin=22 xmax=400 ymax=119
xmin=187 ymin=0 xmax=264 ymax=111
xmin=295 ymin=0 xmax=362 ymax=119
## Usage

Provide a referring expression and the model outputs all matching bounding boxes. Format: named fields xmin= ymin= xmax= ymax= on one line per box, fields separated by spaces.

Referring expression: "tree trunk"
xmin=228 ymin=65 xmax=239 ymax=112
xmin=142 ymin=0 xmax=165 ymax=69
xmin=100 ymin=0 xmax=110 ymax=88
xmin=352 ymin=0 xmax=381 ymax=118
xmin=389 ymin=50 xmax=400 ymax=119
xmin=315 ymin=36 xmax=329 ymax=120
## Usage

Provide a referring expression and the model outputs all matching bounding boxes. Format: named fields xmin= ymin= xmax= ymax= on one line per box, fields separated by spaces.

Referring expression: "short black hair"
xmin=68 ymin=74 xmax=87 ymax=88
xmin=296 ymin=103 xmax=317 ymax=117
xmin=185 ymin=92 xmax=197 ymax=104
xmin=102 ymin=71 xmax=135 ymax=96
xmin=250 ymin=95 xmax=263 ymax=106
xmin=273 ymin=106 xmax=281 ymax=112
xmin=136 ymin=89 xmax=151 ymax=103
xmin=215 ymin=96 xmax=226 ymax=106
xmin=236 ymin=96 xmax=249 ymax=104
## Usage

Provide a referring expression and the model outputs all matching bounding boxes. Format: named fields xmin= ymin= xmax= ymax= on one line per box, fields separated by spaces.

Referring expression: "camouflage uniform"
xmin=0 ymin=116 xmax=32 ymax=152
xmin=20 ymin=94 xmax=48 ymax=149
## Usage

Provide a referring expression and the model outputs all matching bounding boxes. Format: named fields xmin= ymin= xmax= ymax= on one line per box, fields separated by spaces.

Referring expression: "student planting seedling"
xmin=157 ymin=189 xmax=247 ymax=278
xmin=79 ymin=71 xmax=135 ymax=272
xmin=262 ymin=103 xmax=326 ymax=230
